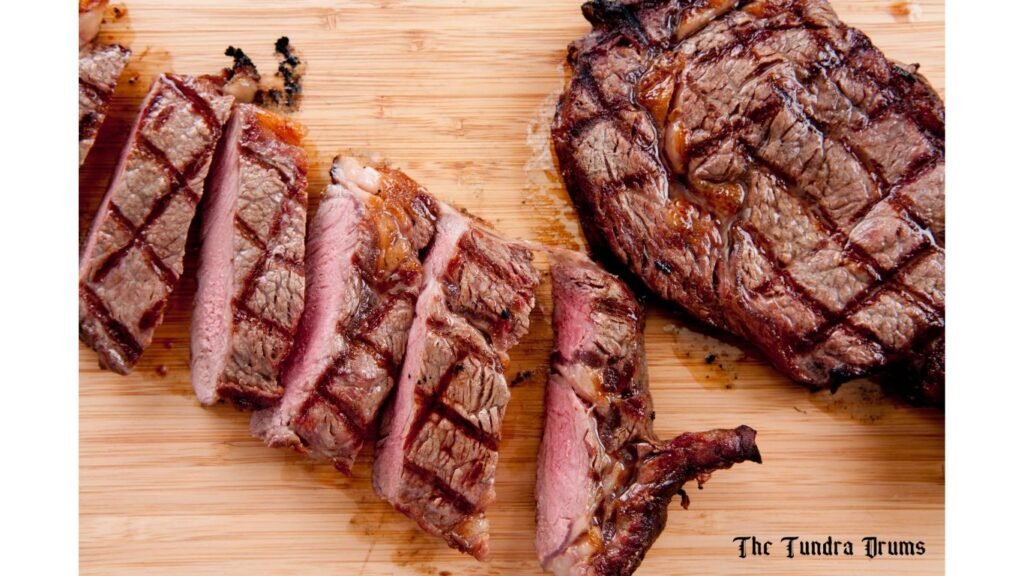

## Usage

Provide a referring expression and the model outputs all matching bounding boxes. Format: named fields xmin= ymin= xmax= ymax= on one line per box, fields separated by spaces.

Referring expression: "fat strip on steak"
xmin=79 ymin=0 xmax=109 ymax=48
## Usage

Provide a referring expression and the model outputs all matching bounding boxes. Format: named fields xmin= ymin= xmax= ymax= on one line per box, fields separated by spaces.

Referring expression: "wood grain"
xmin=79 ymin=1 xmax=945 ymax=574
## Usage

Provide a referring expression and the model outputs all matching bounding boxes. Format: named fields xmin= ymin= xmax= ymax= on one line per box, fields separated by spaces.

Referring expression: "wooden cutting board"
xmin=79 ymin=1 xmax=945 ymax=574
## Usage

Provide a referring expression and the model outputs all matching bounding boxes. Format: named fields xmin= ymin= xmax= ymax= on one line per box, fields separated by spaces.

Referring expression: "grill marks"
xmin=94 ymin=77 xmax=219 ymax=283
xmin=402 ymin=460 xmax=476 ymax=516
xmin=79 ymin=74 xmax=233 ymax=374
xmin=252 ymin=159 xmax=436 ymax=474
xmin=535 ymin=253 xmax=760 ymax=576
xmin=79 ymin=40 xmax=130 ymax=164
xmin=289 ymin=233 xmax=419 ymax=459
xmin=301 ymin=287 xmax=414 ymax=442
xmin=189 ymin=103 xmax=308 ymax=408
xmin=79 ymin=284 xmax=143 ymax=366
xmin=373 ymin=208 xmax=540 ymax=560
xmin=554 ymin=0 xmax=945 ymax=403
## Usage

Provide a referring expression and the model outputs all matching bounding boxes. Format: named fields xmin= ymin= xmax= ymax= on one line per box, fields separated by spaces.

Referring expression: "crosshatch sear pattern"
xmin=374 ymin=207 xmax=541 ymax=560
xmin=191 ymin=103 xmax=309 ymax=409
xmin=552 ymin=0 xmax=944 ymax=404
xmin=80 ymin=74 xmax=233 ymax=374
xmin=252 ymin=160 xmax=437 ymax=473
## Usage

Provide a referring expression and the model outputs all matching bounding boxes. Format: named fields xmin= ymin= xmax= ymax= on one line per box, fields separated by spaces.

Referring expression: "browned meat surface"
xmin=191 ymin=104 xmax=308 ymax=409
xmin=79 ymin=74 xmax=234 ymax=374
xmin=553 ymin=0 xmax=945 ymax=404
xmin=373 ymin=204 xmax=540 ymax=559
xmin=79 ymin=0 xmax=130 ymax=165
xmin=251 ymin=157 xmax=438 ymax=472
xmin=536 ymin=251 xmax=760 ymax=576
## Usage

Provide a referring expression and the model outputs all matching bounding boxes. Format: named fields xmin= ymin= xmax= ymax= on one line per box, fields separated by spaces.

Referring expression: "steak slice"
xmin=373 ymin=204 xmax=540 ymax=559
xmin=553 ymin=0 xmax=945 ymax=404
xmin=79 ymin=0 xmax=130 ymax=165
xmin=536 ymin=250 xmax=761 ymax=576
xmin=251 ymin=157 xmax=438 ymax=471
xmin=191 ymin=104 xmax=308 ymax=409
xmin=80 ymin=74 xmax=234 ymax=374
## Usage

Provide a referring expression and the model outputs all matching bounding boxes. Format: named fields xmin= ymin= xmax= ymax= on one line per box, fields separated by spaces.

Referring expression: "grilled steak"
xmin=373 ymin=204 xmax=540 ymax=559
xmin=553 ymin=0 xmax=945 ymax=404
xmin=79 ymin=0 xmax=130 ymax=165
xmin=536 ymin=251 xmax=761 ymax=576
xmin=191 ymin=104 xmax=308 ymax=409
xmin=252 ymin=157 xmax=438 ymax=471
xmin=80 ymin=74 xmax=233 ymax=374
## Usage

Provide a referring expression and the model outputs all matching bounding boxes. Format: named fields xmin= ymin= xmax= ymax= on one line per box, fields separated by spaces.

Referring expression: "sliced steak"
xmin=79 ymin=0 xmax=130 ymax=165
xmin=373 ymin=204 xmax=540 ymax=559
xmin=553 ymin=0 xmax=945 ymax=404
xmin=536 ymin=250 xmax=760 ymax=576
xmin=251 ymin=157 xmax=438 ymax=471
xmin=80 ymin=74 xmax=233 ymax=374
xmin=191 ymin=104 xmax=308 ymax=409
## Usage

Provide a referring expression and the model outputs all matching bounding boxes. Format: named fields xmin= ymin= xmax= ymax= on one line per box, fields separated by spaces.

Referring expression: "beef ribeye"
xmin=536 ymin=250 xmax=760 ymax=576
xmin=251 ymin=157 xmax=437 ymax=472
xmin=80 ymin=74 xmax=233 ymax=373
xmin=553 ymin=0 xmax=945 ymax=404
xmin=373 ymin=204 xmax=540 ymax=559
xmin=191 ymin=104 xmax=308 ymax=409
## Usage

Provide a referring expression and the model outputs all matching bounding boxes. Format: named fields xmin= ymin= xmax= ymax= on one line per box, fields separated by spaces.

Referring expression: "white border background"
xmin=945 ymin=0 xmax=1024 ymax=572
xmin=3 ymin=3 xmax=80 ymax=573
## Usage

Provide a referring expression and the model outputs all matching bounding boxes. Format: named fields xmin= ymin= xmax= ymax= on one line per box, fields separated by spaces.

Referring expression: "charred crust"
xmin=582 ymin=0 xmax=641 ymax=30
xmin=275 ymin=36 xmax=300 ymax=67
xmin=259 ymin=36 xmax=305 ymax=109
xmin=734 ymin=425 xmax=762 ymax=464
xmin=223 ymin=45 xmax=259 ymax=81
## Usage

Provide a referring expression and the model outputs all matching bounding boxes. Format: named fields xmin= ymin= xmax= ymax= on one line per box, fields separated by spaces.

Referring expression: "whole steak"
xmin=552 ymin=0 xmax=945 ymax=404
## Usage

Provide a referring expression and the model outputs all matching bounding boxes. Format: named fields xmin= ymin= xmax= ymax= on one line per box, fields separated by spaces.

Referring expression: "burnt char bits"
xmin=258 ymin=36 xmax=306 ymax=111
xmin=222 ymin=46 xmax=261 ymax=103
xmin=221 ymin=37 xmax=306 ymax=111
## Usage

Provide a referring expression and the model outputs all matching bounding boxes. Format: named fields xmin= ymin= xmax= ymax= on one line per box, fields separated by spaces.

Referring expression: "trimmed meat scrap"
xmin=536 ymin=251 xmax=760 ymax=576
xmin=80 ymin=74 xmax=233 ymax=373
xmin=191 ymin=104 xmax=309 ymax=409
xmin=79 ymin=0 xmax=108 ymax=48
xmin=251 ymin=157 xmax=438 ymax=471
xmin=373 ymin=203 xmax=540 ymax=559
xmin=553 ymin=0 xmax=945 ymax=404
